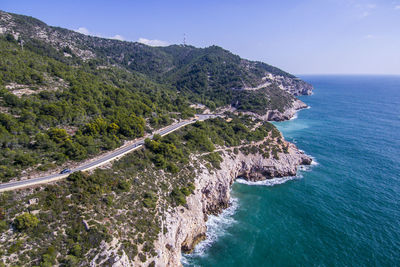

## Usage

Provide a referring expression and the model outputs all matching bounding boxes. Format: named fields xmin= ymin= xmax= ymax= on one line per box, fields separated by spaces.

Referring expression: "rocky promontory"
xmin=242 ymin=99 xmax=308 ymax=122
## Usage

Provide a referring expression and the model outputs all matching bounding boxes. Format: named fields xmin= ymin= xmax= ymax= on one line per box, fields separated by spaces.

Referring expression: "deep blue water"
xmin=183 ymin=75 xmax=400 ymax=266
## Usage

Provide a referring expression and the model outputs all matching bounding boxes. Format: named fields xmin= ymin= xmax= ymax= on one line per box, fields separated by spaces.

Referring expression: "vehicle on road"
xmin=60 ymin=169 xmax=72 ymax=174
xmin=0 ymin=115 xmax=220 ymax=192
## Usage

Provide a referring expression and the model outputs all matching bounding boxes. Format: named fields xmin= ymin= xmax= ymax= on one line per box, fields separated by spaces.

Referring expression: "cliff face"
xmin=275 ymin=76 xmax=313 ymax=96
xmin=245 ymin=73 xmax=313 ymax=96
xmin=153 ymin=139 xmax=312 ymax=266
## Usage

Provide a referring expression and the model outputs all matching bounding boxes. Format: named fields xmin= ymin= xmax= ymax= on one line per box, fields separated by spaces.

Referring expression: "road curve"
xmin=0 ymin=114 xmax=219 ymax=192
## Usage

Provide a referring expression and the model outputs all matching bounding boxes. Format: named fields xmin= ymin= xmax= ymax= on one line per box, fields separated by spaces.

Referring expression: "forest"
xmin=0 ymin=35 xmax=194 ymax=181
xmin=0 ymin=31 xmax=296 ymax=181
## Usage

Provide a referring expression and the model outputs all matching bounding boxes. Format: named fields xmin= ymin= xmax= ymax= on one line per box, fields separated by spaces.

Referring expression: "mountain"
xmin=0 ymin=9 xmax=313 ymax=181
xmin=0 ymin=9 xmax=313 ymax=180
xmin=0 ymin=10 xmax=312 ymax=101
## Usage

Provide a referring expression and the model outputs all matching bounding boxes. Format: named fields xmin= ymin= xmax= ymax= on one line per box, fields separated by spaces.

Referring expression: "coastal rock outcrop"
xmin=153 ymin=139 xmax=312 ymax=266
xmin=243 ymin=99 xmax=308 ymax=122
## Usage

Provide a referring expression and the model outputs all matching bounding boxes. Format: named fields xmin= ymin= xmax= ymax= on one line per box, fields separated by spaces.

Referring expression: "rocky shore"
xmin=242 ymin=99 xmax=308 ymax=122
xmin=153 ymin=136 xmax=312 ymax=266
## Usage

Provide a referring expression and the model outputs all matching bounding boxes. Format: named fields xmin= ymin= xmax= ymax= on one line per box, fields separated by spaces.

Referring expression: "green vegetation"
xmin=14 ymin=212 xmax=39 ymax=231
xmin=170 ymin=183 xmax=195 ymax=206
xmin=0 ymin=10 xmax=309 ymax=266
xmin=203 ymin=152 xmax=223 ymax=169
xmin=0 ymin=12 xmax=304 ymax=182
xmin=0 ymin=116 xmax=283 ymax=265
xmin=95 ymin=42 xmax=297 ymax=112
xmin=39 ymin=246 xmax=57 ymax=267
xmin=0 ymin=36 xmax=194 ymax=182
xmin=143 ymin=191 xmax=158 ymax=209
xmin=233 ymin=86 xmax=296 ymax=114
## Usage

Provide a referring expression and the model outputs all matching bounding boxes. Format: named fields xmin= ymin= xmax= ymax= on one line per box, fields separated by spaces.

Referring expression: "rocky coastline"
xmin=152 ymin=133 xmax=312 ymax=266
xmin=243 ymin=99 xmax=308 ymax=122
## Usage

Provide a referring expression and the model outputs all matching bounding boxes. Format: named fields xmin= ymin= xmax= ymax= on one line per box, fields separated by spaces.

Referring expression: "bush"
xmin=14 ymin=212 xmax=39 ymax=231
xmin=170 ymin=184 xmax=195 ymax=206
xmin=170 ymin=188 xmax=186 ymax=206
xmin=40 ymin=246 xmax=57 ymax=266
xmin=166 ymin=162 xmax=179 ymax=173
xmin=70 ymin=243 xmax=82 ymax=257
xmin=143 ymin=192 xmax=158 ymax=209
xmin=65 ymin=255 xmax=78 ymax=266
xmin=0 ymin=220 xmax=7 ymax=233
xmin=7 ymin=240 xmax=22 ymax=254
xmin=203 ymin=152 xmax=223 ymax=169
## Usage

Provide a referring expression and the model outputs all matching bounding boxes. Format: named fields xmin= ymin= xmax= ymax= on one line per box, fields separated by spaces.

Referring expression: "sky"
xmin=1 ymin=0 xmax=400 ymax=75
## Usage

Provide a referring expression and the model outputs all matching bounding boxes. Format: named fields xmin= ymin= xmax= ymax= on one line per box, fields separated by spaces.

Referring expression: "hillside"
xmin=0 ymin=10 xmax=312 ymax=100
xmin=0 ymin=10 xmax=312 ymax=183
xmin=0 ymin=10 xmax=313 ymax=267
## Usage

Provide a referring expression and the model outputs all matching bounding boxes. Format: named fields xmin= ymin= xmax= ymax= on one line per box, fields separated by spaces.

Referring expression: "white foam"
xmin=235 ymin=155 xmax=318 ymax=187
xmin=181 ymin=153 xmax=318 ymax=264
xmin=182 ymin=197 xmax=239 ymax=260
xmin=311 ymin=157 xmax=319 ymax=166
xmin=306 ymin=154 xmax=319 ymax=166
xmin=290 ymin=113 xmax=298 ymax=120
xmin=235 ymin=175 xmax=302 ymax=186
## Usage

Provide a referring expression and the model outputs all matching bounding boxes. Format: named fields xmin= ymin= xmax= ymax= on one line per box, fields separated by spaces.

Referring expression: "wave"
xmin=236 ymin=156 xmax=318 ymax=187
xmin=310 ymin=156 xmax=319 ymax=166
xmin=236 ymin=175 xmax=302 ymax=186
xmin=182 ymin=197 xmax=239 ymax=261
xmin=290 ymin=113 xmax=298 ymax=120
xmin=182 ymin=155 xmax=318 ymax=264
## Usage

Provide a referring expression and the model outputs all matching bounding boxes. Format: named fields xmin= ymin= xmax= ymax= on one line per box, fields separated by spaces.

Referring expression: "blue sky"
xmin=1 ymin=0 xmax=400 ymax=74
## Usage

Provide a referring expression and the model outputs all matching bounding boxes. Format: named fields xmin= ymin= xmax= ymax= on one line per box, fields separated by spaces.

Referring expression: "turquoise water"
xmin=183 ymin=75 xmax=400 ymax=266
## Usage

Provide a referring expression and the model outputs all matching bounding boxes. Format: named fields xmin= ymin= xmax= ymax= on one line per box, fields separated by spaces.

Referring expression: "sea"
xmin=182 ymin=75 xmax=400 ymax=266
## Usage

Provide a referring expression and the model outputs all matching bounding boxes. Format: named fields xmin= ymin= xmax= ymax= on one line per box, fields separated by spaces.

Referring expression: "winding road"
xmin=0 ymin=114 xmax=219 ymax=192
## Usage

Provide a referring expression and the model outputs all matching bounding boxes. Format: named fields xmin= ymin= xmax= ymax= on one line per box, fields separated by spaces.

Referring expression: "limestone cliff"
xmin=243 ymin=99 xmax=308 ymax=122
xmin=153 ymin=138 xmax=312 ymax=266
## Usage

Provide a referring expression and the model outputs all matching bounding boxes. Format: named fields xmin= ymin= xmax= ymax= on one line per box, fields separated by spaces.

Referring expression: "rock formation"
xmin=152 ymin=138 xmax=312 ymax=266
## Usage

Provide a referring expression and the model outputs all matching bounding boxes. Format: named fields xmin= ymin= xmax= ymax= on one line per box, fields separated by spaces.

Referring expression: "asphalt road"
xmin=0 ymin=114 xmax=219 ymax=192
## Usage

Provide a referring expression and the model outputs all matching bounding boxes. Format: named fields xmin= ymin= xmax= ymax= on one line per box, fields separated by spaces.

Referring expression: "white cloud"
xmin=365 ymin=34 xmax=374 ymax=39
xmin=395 ymin=5 xmax=400 ymax=9
xmin=74 ymin=27 xmax=90 ymax=35
xmin=138 ymin=38 xmax=169 ymax=47
xmin=361 ymin=11 xmax=370 ymax=17
xmin=111 ymin=34 xmax=124 ymax=41
xmin=74 ymin=27 xmax=124 ymax=41
xmin=355 ymin=3 xmax=377 ymax=18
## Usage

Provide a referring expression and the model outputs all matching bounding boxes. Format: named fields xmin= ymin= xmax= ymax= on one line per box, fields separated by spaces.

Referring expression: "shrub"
xmin=0 ymin=220 xmax=8 ymax=233
xmin=7 ymin=240 xmax=22 ymax=254
xmin=40 ymin=246 xmax=57 ymax=266
xmin=166 ymin=162 xmax=179 ymax=173
xmin=203 ymin=152 xmax=223 ymax=169
xmin=170 ymin=188 xmax=186 ymax=206
xmin=170 ymin=184 xmax=194 ymax=206
xmin=71 ymin=243 xmax=82 ymax=257
xmin=14 ymin=212 xmax=39 ymax=231
xmin=65 ymin=255 xmax=78 ymax=266
xmin=143 ymin=192 xmax=158 ymax=209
